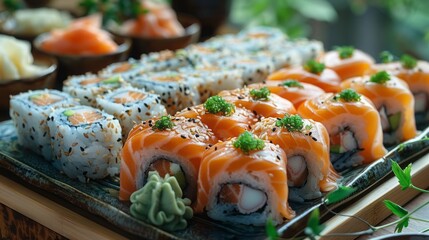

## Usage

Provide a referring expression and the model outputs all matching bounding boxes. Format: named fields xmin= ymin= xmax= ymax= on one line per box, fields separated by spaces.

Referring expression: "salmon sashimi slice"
xmin=195 ymin=138 xmax=295 ymax=225
xmin=176 ymin=104 xmax=257 ymax=141
xmin=298 ymin=91 xmax=387 ymax=171
xmin=267 ymin=66 xmax=341 ymax=93
xmin=217 ymin=87 xmax=296 ymax=118
xmin=120 ymin=116 xmax=218 ymax=202
xmin=29 ymin=93 xmax=64 ymax=106
xmin=113 ymin=90 xmax=147 ymax=104
xmin=41 ymin=14 xmax=118 ymax=55
xmin=321 ymin=48 xmax=374 ymax=81
xmin=341 ymin=72 xmax=417 ymax=145
xmin=65 ymin=108 xmax=103 ymax=125
xmin=252 ymin=116 xmax=339 ymax=201
xmin=248 ymin=80 xmax=325 ymax=109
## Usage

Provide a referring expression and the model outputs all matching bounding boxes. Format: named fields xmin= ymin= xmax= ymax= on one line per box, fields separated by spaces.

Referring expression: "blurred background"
xmin=1 ymin=0 xmax=428 ymax=60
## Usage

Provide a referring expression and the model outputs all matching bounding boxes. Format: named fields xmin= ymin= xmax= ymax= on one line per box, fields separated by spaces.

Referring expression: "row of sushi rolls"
xmin=8 ymin=25 xmax=429 ymax=230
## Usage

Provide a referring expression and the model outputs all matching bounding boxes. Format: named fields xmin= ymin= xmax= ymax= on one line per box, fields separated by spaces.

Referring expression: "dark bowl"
xmin=33 ymin=33 xmax=131 ymax=87
xmin=109 ymin=14 xmax=201 ymax=58
xmin=0 ymin=54 xmax=57 ymax=116
xmin=372 ymin=233 xmax=429 ymax=240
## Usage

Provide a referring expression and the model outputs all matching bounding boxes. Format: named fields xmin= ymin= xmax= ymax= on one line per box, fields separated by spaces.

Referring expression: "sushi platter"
xmin=2 ymin=3 xmax=429 ymax=238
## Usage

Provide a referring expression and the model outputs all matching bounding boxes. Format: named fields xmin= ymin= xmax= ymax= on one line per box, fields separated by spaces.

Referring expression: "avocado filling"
xmin=330 ymin=127 xmax=361 ymax=171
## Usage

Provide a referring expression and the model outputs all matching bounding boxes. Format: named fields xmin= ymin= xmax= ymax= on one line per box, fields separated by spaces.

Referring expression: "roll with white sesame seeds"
xmin=96 ymin=87 xmax=167 ymax=140
xmin=47 ymin=106 xmax=122 ymax=182
xmin=9 ymin=89 xmax=78 ymax=160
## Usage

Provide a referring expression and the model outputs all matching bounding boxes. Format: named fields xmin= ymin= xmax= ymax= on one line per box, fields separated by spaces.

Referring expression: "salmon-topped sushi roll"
xmin=195 ymin=131 xmax=294 ymax=225
xmin=298 ymin=89 xmax=387 ymax=171
xmin=248 ymin=80 xmax=325 ymax=109
xmin=373 ymin=54 xmax=429 ymax=123
xmin=218 ymin=87 xmax=296 ymax=118
xmin=176 ymin=96 xmax=257 ymax=141
xmin=321 ymin=46 xmax=374 ymax=81
xmin=341 ymin=71 xmax=417 ymax=146
xmin=268 ymin=59 xmax=341 ymax=92
xmin=120 ymin=115 xmax=218 ymax=202
xmin=252 ymin=115 xmax=339 ymax=201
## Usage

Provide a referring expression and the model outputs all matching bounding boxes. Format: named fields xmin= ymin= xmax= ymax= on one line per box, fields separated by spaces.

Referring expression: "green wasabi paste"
xmin=129 ymin=171 xmax=193 ymax=232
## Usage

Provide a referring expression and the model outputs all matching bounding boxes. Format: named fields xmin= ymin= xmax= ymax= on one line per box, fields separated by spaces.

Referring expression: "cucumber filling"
xmin=379 ymin=105 xmax=401 ymax=133
xmin=330 ymin=127 xmax=361 ymax=171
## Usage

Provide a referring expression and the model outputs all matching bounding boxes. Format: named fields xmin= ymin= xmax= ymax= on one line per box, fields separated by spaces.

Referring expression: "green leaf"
xmin=304 ymin=208 xmax=325 ymax=237
xmin=384 ymin=200 xmax=409 ymax=233
xmin=265 ymin=218 xmax=279 ymax=240
xmin=325 ymin=186 xmax=356 ymax=204
xmin=289 ymin=0 xmax=337 ymax=22
xmin=391 ymin=160 xmax=412 ymax=190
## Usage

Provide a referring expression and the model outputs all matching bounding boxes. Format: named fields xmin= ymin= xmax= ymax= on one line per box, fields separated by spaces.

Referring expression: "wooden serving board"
xmin=321 ymin=152 xmax=429 ymax=239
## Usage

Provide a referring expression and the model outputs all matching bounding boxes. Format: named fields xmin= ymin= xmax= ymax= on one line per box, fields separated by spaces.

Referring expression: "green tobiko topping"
xmin=370 ymin=71 xmax=391 ymax=84
xmin=204 ymin=96 xmax=235 ymax=116
xmin=401 ymin=54 xmax=417 ymax=69
xmin=304 ymin=59 xmax=325 ymax=74
xmin=129 ymin=171 xmax=193 ymax=231
xmin=380 ymin=51 xmax=395 ymax=63
xmin=250 ymin=87 xmax=271 ymax=100
xmin=280 ymin=79 xmax=304 ymax=88
xmin=153 ymin=116 xmax=174 ymax=131
xmin=233 ymin=131 xmax=265 ymax=154
xmin=334 ymin=89 xmax=361 ymax=102
xmin=276 ymin=114 xmax=305 ymax=132
xmin=336 ymin=46 xmax=355 ymax=59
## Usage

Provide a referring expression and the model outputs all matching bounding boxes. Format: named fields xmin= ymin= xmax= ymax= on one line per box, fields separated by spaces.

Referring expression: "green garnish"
xmin=102 ymin=75 xmax=121 ymax=84
xmin=388 ymin=112 xmax=402 ymax=131
xmin=400 ymin=54 xmax=417 ymax=69
xmin=370 ymin=71 xmax=391 ymax=84
xmin=63 ymin=110 xmax=75 ymax=117
xmin=276 ymin=114 xmax=305 ymax=132
xmin=336 ymin=46 xmax=355 ymax=59
xmin=280 ymin=79 xmax=304 ymax=88
xmin=304 ymin=59 xmax=325 ymax=74
xmin=380 ymin=51 xmax=395 ymax=63
xmin=153 ymin=116 xmax=174 ymax=131
xmin=204 ymin=96 xmax=235 ymax=116
xmin=250 ymin=87 xmax=271 ymax=100
xmin=334 ymin=89 xmax=361 ymax=102
xmin=233 ymin=131 xmax=265 ymax=154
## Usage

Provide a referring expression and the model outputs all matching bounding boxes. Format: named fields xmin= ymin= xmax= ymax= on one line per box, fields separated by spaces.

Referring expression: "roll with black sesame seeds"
xmin=9 ymin=89 xmax=78 ymax=160
xmin=47 ymin=106 xmax=122 ymax=182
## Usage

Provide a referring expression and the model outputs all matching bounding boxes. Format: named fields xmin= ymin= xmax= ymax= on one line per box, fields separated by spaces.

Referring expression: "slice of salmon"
xmin=217 ymin=88 xmax=296 ymax=118
xmin=195 ymin=138 xmax=295 ymax=224
xmin=120 ymin=116 xmax=218 ymax=202
xmin=248 ymin=80 xmax=325 ymax=109
xmin=176 ymin=104 xmax=257 ymax=141
xmin=29 ymin=93 xmax=63 ymax=106
xmin=66 ymin=109 xmax=102 ymax=125
xmin=267 ymin=66 xmax=341 ymax=93
xmin=321 ymin=49 xmax=374 ymax=81
xmin=298 ymin=93 xmax=387 ymax=167
xmin=113 ymin=91 xmax=147 ymax=104
xmin=341 ymin=74 xmax=417 ymax=144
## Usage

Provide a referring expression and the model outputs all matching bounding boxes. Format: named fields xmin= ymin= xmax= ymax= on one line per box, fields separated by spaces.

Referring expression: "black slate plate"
xmin=0 ymin=120 xmax=428 ymax=239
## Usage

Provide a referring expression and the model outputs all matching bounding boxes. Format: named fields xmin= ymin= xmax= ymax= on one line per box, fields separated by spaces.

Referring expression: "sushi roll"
xmin=248 ymin=80 xmax=325 ymax=109
xmin=373 ymin=55 xmax=429 ymax=124
xmin=181 ymin=45 xmax=234 ymax=66
xmin=96 ymin=87 xmax=167 ymax=140
xmin=195 ymin=131 xmax=294 ymax=225
xmin=218 ymin=55 xmax=275 ymax=86
xmin=9 ymin=89 xmax=77 ymax=160
xmin=128 ymin=71 xmax=200 ymax=114
xmin=120 ymin=115 xmax=218 ymax=202
xmin=179 ymin=63 xmax=244 ymax=103
xmin=292 ymin=39 xmax=324 ymax=62
xmin=298 ymin=89 xmax=387 ymax=171
xmin=47 ymin=106 xmax=122 ymax=182
xmin=238 ymin=26 xmax=287 ymax=44
xmin=139 ymin=50 xmax=193 ymax=71
xmin=341 ymin=71 xmax=417 ymax=146
xmin=176 ymin=96 xmax=257 ymax=141
xmin=252 ymin=115 xmax=339 ymax=201
xmin=98 ymin=58 xmax=150 ymax=81
xmin=252 ymin=48 xmax=302 ymax=70
xmin=321 ymin=46 xmax=374 ymax=81
xmin=63 ymin=74 xmax=129 ymax=106
xmin=268 ymin=59 xmax=341 ymax=92
xmin=218 ymin=87 xmax=296 ymax=118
